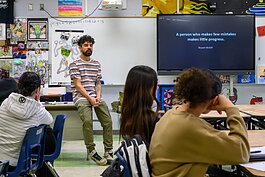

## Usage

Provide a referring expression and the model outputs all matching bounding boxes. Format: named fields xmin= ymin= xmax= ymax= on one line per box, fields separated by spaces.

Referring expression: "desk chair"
xmin=8 ymin=124 xmax=47 ymax=177
xmin=44 ymin=114 xmax=67 ymax=177
xmin=0 ymin=160 xmax=9 ymax=177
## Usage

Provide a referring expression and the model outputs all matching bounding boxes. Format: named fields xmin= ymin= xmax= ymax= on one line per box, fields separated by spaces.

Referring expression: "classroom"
xmin=1 ymin=0 xmax=265 ymax=176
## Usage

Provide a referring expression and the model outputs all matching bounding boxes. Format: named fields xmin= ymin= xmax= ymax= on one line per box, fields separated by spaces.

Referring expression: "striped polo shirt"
xmin=69 ymin=57 xmax=102 ymax=104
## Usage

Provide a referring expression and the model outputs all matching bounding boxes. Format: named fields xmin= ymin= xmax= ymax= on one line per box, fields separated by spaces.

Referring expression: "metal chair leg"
xmin=45 ymin=161 xmax=60 ymax=177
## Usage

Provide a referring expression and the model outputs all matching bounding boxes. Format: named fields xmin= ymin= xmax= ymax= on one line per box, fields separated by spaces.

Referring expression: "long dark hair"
xmin=120 ymin=65 xmax=158 ymax=143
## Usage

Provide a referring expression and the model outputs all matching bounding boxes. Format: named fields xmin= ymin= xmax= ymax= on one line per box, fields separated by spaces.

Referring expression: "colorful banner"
xmin=58 ymin=0 xmax=82 ymax=16
xmin=142 ymin=0 xmax=261 ymax=16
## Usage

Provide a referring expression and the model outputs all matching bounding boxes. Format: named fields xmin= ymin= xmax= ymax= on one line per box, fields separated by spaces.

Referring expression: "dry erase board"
xmin=49 ymin=18 xmax=156 ymax=84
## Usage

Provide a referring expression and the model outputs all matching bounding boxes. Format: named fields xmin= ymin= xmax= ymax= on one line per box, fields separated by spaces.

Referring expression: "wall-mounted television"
xmin=157 ymin=14 xmax=255 ymax=75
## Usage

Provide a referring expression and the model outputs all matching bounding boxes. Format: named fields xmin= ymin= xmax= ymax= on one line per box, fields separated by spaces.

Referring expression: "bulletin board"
xmin=256 ymin=17 xmax=265 ymax=84
xmin=49 ymin=17 xmax=156 ymax=84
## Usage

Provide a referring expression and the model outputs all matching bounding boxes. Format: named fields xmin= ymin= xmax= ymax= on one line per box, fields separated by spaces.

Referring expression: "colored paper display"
xmin=58 ymin=0 xmax=82 ymax=16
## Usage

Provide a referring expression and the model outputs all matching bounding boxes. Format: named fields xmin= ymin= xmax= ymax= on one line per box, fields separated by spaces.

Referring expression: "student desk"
xmin=246 ymin=130 xmax=265 ymax=147
xmin=236 ymin=104 xmax=265 ymax=130
xmin=43 ymin=102 xmax=77 ymax=111
xmin=236 ymin=105 xmax=265 ymax=117
xmin=200 ymin=111 xmax=251 ymax=130
xmin=40 ymin=94 xmax=64 ymax=102
xmin=43 ymin=102 xmax=82 ymax=140
xmin=236 ymin=130 xmax=265 ymax=177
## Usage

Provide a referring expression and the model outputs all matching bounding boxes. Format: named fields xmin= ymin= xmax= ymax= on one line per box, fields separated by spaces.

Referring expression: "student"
xmin=0 ymin=72 xmax=55 ymax=176
xmin=69 ymin=35 xmax=113 ymax=166
xmin=149 ymin=68 xmax=250 ymax=177
xmin=0 ymin=69 xmax=18 ymax=105
xmin=120 ymin=65 xmax=159 ymax=146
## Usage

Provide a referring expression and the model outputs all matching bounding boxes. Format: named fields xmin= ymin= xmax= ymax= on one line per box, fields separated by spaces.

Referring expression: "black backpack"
xmin=101 ymin=135 xmax=151 ymax=177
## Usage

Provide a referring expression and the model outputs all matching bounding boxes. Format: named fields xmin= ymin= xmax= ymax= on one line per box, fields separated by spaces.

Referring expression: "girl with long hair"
xmin=120 ymin=65 xmax=159 ymax=145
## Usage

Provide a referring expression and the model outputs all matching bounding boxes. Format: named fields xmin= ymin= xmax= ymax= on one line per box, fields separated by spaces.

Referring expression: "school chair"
xmin=8 ymin=124 xmax=47 ymax=177
xmin=44 ymin=114 xmax=67 ymax=177
xmin=0 ymin=160 xmax=9 ymax=177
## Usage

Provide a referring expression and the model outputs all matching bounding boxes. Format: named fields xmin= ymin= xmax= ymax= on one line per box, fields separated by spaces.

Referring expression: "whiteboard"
xmin=49 ymin=18 xmax=156 ymax=84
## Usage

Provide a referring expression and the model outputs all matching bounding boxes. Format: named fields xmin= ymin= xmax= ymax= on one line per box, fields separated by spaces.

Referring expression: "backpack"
xmin=101 ymin=135 xmax=151 ymax=177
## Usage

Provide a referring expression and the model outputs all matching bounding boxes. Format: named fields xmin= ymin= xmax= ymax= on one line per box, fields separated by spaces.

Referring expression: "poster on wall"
xmin=27 ymin=41 xmax=49 ymax=50
xmin=51 ymin=30 xmax=84 ymax=83
xmin=258 ymin=66 xmax=265 ymax=84
xmin=142 ymin=0 xmax=177 ymax=16
xmin=0 ymin=23 xmax=6 ymax=40
xmin=13 ymin=59 xmax=26 ymax=78
xmin=0 ymin=59 xmax=13 ymax=74
xmin=27 ymin=18 xmax=48 ymax=41
xmin=58 ymin=0 xmax=82 ymax=16
xmin=9 ymin=18 xmax=27 ymax=44
xmin=26 ymin=50 xmax=49 ymax=84
xmin=0 ymin=46 xmax=12 ymax=58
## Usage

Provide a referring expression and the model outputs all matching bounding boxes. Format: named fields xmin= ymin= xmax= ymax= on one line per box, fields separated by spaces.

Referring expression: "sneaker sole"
xmin=91 ymin=158 xmax=107 ymax=166
xmin=106 ymin=159 xmax=113 ymax=165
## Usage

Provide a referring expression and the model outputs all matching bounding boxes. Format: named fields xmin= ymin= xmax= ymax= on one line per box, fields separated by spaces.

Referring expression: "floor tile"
xmin=53 ymin=135 xmax=120 ymax=177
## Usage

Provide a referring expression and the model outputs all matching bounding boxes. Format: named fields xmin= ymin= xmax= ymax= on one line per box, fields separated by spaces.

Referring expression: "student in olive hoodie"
xmin=149 ymin=68 xmax=250 ymax=177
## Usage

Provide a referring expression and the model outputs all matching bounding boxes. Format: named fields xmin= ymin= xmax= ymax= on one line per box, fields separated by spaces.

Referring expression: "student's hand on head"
xmin=209 ymin=94 xmax=235 ymax=113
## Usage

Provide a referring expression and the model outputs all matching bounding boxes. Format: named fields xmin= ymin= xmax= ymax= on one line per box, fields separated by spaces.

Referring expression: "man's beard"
xmin=82 ymin=50 xmax=92 ymax=57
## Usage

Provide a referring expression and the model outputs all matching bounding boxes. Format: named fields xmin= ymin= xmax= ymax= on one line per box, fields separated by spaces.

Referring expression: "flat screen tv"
xmin=157 ymin=14 xmax=255 ymax=75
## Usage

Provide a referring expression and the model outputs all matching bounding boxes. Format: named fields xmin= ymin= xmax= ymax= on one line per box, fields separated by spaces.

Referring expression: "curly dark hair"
xmin=18 ymin=72 xmax=41 ymax=96
xmin=77 ymin=35 xmax=95 ymax=47
xmin=175 ymin=68 xmax=222 ymax=108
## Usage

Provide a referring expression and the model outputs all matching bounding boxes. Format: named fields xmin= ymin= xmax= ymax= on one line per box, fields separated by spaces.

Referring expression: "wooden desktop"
xmin=237 ymin=130 xmax=265 ymax=177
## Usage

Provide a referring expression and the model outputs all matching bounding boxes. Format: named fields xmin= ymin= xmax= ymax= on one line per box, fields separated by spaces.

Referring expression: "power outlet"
xmin=40 ymin=4 xmax=44 ymax=11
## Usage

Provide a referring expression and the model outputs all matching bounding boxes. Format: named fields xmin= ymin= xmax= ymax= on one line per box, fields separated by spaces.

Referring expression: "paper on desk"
xmin=251 ymin=146 xmax=265 ymax=154
xmin=240 ymin=146 xmax=265 ymax=171
xmin=241 ymin=162 xmax=265 ymax=171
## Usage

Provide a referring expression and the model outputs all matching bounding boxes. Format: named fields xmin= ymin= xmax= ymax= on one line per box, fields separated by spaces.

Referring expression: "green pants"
xmin=76 ymin=100 xmax=113 ymax=152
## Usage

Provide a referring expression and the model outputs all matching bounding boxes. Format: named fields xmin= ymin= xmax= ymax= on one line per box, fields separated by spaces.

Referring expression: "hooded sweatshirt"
xmin=149 ymin=107 xmax=250 ymax=177
xmin=0 ymin=93 xmax=53 ymax=166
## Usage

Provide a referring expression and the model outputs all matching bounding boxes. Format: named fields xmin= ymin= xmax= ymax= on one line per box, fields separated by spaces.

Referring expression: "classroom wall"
xmin=14 ymin=0 xmax=142 ymax=18
xmin=13 ymin=0 xmax=265 ymax=107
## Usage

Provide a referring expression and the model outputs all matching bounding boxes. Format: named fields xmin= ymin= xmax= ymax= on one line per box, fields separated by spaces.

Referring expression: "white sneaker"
xmin=104 ymin=150 xmax=114 ymax=164
xmin=89 ymin=150 xmax=107 ymax=166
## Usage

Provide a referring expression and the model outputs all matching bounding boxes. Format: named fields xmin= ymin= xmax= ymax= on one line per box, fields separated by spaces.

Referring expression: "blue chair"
xmin=0 ymin=160 xmax=9 ymax=177
xmin=45 ymin=114 xmax=67 ymax=162
xmin=44 ymin=114 xmax=67 ymax=177
xmin=8 ymin=124 xmax=47 ymax=177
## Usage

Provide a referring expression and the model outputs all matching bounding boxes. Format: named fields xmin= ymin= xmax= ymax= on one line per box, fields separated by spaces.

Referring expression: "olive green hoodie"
xmin=149 ymin=107 xmax=250 ymax=177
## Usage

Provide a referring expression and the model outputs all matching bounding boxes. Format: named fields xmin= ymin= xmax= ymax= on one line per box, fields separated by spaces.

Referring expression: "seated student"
xmin=0 ymin=72 xmax=55 ymax=176
xmin=120 ymin=65 xmax=159 ymax=146
xmin=149 ymin=68 xmax=250 ymax=177
xmin=0 ymin=69 xmax=18 ymax=105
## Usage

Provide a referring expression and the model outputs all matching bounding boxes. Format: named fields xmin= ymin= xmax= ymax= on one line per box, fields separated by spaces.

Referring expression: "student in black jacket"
xmin=0 ymin=69 xmax=18 ymax=105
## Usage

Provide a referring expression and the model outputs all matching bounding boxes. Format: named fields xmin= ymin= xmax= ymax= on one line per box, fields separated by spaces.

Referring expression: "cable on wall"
xmin=42 ymin=0 xmax=103 ymax=23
